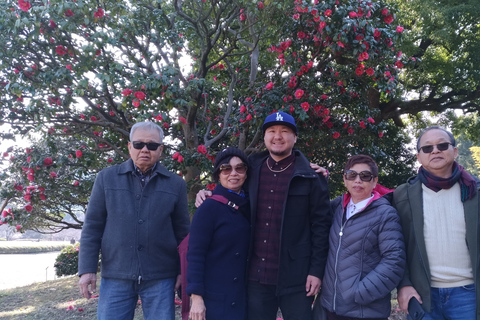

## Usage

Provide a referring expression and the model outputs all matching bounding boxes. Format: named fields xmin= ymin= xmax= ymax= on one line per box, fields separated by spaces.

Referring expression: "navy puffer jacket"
xmin=320 ymin=192 xmax=406 ymax=318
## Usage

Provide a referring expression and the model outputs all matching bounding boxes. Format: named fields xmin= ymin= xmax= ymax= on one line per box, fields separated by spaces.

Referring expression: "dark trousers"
xmin=247 ymin=281 xmax=314 ymax=320
xmin=326 ymin=311 xmax=387 ymax=320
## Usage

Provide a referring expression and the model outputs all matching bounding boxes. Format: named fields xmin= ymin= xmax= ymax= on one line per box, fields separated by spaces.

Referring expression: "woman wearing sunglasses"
xmin=187 ymin=147 xmax=250 ymax=320
xmin=316 ymin=154 xmax=406 ymax=320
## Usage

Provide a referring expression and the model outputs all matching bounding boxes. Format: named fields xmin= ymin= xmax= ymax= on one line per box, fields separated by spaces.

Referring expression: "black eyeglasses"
xmin=219 ymin=163 xmax=247 ymax=175
xmin=344 ymin=170 xmax=375 ymax=182
xmin=132 ymin=141 xmax=162 ymax=151
xmin=419 ymin=142 xmax=452 ymax=154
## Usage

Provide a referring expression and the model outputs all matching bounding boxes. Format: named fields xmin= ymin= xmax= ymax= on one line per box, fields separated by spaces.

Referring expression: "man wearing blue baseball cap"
xmin=196 ymin=111 xmax=331 ymax=320
xmin=246 ymin=111 xmax=331 ymax=320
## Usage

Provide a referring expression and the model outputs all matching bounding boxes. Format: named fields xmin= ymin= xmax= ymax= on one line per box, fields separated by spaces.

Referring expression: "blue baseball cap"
xmin=262 ymin=111 xmax=297 ymax=135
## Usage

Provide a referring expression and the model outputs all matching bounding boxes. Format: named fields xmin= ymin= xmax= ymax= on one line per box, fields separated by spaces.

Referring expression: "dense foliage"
xmin=0 ymin=0 xmax=478 ymax=232
xmin=54 ymin=242 xmax=79 ymax=277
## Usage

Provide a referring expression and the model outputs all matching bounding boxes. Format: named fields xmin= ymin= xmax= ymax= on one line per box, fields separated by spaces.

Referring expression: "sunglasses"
xmin=419 ymin=142 xmax=452 ymax=154
xmin=344 ymin=170 xmax=375 ymax=182
xmin=219 ymin=163 xmax=247 ymax=175
xmin=132 ymin=141 xmax=162 ymax=151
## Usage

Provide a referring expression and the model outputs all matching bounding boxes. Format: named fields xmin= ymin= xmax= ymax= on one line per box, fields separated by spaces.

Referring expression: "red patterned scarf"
xmin=417 ymin=162 xmax=478 ymax=202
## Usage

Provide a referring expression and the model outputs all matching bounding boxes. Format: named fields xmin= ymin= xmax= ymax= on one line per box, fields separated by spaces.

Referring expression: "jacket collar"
xmin=118 ymin=158 xmax=170 ymax=177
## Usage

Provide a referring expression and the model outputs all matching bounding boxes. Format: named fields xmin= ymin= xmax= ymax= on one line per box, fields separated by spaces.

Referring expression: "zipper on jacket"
xmin=333 ymin=222 xmax=346 ymax=311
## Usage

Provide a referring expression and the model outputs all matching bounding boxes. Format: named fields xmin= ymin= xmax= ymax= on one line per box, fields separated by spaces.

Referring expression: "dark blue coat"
xmin=187 ymin=185 xmax=250 ymax=320
xmin=321 ymin=192 xmax=406 ymax=318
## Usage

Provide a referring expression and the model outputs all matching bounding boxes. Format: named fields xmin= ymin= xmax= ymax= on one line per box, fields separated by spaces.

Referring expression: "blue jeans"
xmin=97 ymin=277 xmax=175 ymax=320
xmin=423 ymin=284 xmax=476 ymax=320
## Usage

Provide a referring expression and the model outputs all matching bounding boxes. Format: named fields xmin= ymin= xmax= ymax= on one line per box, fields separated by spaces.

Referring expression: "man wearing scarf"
xmin=393 ymin=126 xmax=479 ymax=319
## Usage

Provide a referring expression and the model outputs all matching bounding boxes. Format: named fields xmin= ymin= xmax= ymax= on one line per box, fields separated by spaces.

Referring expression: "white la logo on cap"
xmin=275 ymin=112 xmax=283 ymax=121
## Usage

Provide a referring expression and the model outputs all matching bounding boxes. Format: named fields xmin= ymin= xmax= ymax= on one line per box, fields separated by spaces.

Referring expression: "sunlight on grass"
xmin=0 ymin=305 xmax=36 ymax=317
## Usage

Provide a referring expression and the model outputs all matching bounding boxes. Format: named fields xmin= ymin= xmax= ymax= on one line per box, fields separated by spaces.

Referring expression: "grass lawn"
xmin=0 ymin=275 xmax=406 ymax=320
xmin=0 ymin=275 xmax=183 ymax=320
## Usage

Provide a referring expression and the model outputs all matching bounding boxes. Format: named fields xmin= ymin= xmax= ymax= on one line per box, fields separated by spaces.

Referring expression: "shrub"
xmin=54 ymin=242 xmax=79 ymax=277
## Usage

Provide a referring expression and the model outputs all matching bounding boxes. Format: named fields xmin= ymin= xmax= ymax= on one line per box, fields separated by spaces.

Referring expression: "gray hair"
xmin=129 ymin=121 xmax=164 ymax=143
xmin=416 ymin=126 xmax=455 ymax=152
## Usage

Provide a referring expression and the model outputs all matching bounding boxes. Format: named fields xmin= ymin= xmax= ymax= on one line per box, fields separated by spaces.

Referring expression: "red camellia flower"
xmin=381 ymin=8 xmax=389 ymax=16
xmin=65 ymin=9 xmax=74 ymax=17
xmin=94 ymin=7 xmax=104 ymax=18
xmin=206 ymin=183 xmax=216 ymax=191
xmin=76 ymin=150 xmax=83 ymax=158
xmin=55 ymin=45 xmax=68 ymax=55
xmin=367 ymin=117 xmax=375 ymax=124
xmin=122 ymin=88 xmax=133 ymax=96
xmin=366 ymin=68 xmax=375 ymax=76
xmin=294 ymin=89 xmax=304 ymax=99
xmin=49 ymin=20 xmax=57 ymax=29
xmin=91 ymin=116 xmax=97 ymax=122
xmin=50 ymin=172 xmax=57 ymax=178
xmin=265 ymin=82 xmax=274 ymax=90
xmin=384 ymin=71 xmax=392 ymax=77
xmin=179 ymin=116 xmax=187 ymax=124
xmin=349 ymin=11 xmax=357 ymax=18
xmin=325 ymin=9 xmax=332 ymax=16
xmin=107 ymin=158 xmax=113 ymax=163
xmin=292 ymin=13 xmax=300 ymax=20
xmin=44 ymin=157 xmax=53 ymax=166
xmin=384 ymin=14 xmax=394 ymax=24
xmin=16 ymin=225 xmax=22 ymax=231
xmin=359 ymin=121 xmax=366 ymax=129
xmin=240 ymin=13 xmax=246 ymax=21
xmin=301 ymin=102 xmax=310 ymax=111
xmin=333 ymin=132 xmax=340 ymax=139
xmin=395 ymin=60 xmax=404 ymax=68
xmin=132 ymin=99 xmax=140 ymax=107
xmin=177 ymin=155 xmax=184 ymax=163
xmin=197 ymin=145 xmax=207 ymax=154
xmin=134 ymin=91 xmax=146 ymax=100
xmin=358 ymin=51 xmax=369 ymax=61
xmin=355 ymin=67 xmax=364 ymax=76
xmin=396 ymin=26 xmax=404 ymax=33
xmin=240 ymin=105 xmax=247 ymax=113
xmin=257 ymin=2 xmax=264 ymax=9
xmin=73 ymin=180 xmax=79 ymax=186
xmin=297 ymin=31 xmax=306 ymax=39
xmin=348 ymin=127 xmax=354 ymax=135
xmin=40 ymin=194 xmax=46 ymax=201
xmin=246 ymin=114 xmax=252 ymax=121
xmin=374 ymin=28 xmax=381 ymax=38
xmin=321 ymin=94 xmax=328 ymax=100
xmin=172 ymin=152 xmax=180 ymax=160
xmin=379 ymin=131 xmax=384 ymax=138
xmin=66 ymin=65 xmax=73 ymax=71
xmin=18 ymin=0 xmax=31 ymax=11
xmin=25 ymin=204 xmax=33 ymax=212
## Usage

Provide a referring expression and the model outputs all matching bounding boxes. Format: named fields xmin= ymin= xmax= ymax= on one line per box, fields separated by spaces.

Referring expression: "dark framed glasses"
xmin=419 ymin=142 xmax=452 ymax=154
xmin=344 ymin=170 xmax=375 ymax=182
xmin=219 ymin=163 xmax=247 ymax=175
xmin=132 ymin=141 xmax=162 ymax=151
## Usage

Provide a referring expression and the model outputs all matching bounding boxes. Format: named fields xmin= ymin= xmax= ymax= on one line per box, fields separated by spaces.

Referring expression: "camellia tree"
xmin=1 ymin=0 xmax=420 ymax=232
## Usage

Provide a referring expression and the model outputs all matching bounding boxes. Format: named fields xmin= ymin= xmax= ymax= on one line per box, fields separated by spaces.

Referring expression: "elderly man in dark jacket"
xmin=78 ymin=121 xmax=190 ymax=320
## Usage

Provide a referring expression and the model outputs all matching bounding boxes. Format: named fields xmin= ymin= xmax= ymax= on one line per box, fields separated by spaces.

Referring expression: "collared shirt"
xmin=133 ymin=162 xmax=157 ymax=188
xmin=249 ymin=153 xmax=295 ymax=285
xmin=345 ymin=194 xmax=373 ymax=220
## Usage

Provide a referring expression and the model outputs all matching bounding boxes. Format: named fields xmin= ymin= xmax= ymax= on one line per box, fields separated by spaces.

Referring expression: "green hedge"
xmin=0 ymin=241 xmax=70 ymax=254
